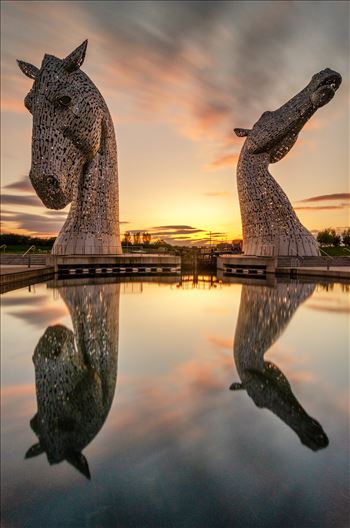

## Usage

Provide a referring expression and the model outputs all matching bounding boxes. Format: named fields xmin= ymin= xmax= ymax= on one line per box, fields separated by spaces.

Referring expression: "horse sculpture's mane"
xmin=18 ymin=41 xmax=122 ymax=256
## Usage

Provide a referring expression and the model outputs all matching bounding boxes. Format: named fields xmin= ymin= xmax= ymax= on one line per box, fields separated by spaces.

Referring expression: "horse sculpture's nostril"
xmin=46 ymin=175 xmax=58 ymax=187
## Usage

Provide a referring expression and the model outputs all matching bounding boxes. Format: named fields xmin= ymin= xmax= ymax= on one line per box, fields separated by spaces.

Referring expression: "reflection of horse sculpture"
xmin=17 ymin=41 xmax=121 ymax=255
xmin=234 ymin=69 xmax=341 ymax=256
xmin=231 ymin=281 xmax=329 ymax=451
xmin=25 ymin=281 xmax=120 ymax=478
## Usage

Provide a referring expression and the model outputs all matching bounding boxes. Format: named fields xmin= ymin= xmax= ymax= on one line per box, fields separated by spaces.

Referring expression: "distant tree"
xmin=0 ymin=233 xmax=55 ymax=247
xmin=333 ymin=233 xmax=341 ymax=247
xmin=342 ymin=228 xmax=350 ymax=245
xmin=142 ymin=232 xmax=151 ymax=245
xmin=133 ymin=232 xmax=141 ymax=245
xmin=317 ymin=228 xmax=340 ymax=246
xmin=123 ymin=231 xmax=132 ymax=245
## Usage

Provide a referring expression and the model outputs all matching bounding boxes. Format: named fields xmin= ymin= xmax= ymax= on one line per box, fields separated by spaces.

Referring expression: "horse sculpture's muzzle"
xmin=310 ymin=70 xmax=342 ymax=108
xmin=29 ymin=170 xmax=70 ymax=209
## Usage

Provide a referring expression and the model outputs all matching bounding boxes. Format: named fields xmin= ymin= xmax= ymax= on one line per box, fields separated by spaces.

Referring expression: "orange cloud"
xmin=207 ymin=153 xmax=239 ymax=170
xmin=8 ymin=305 xmax=68 ymax=327
xmin=1 ymin=384 xmax=34 ymax=398
xmin=287 ymin=371 xmax=318 ymax=384
xmin=306 ymin=304 xmax=350 ymax=314
xmin=203 ymin=191 xmax=231 ymax=197
xmin=303 ymin=117 xmax=324 ymax=131
xmin=208 ymin=336 xmax=233 ymax=349
xmin=1 ymin=97 xmax=26 ymax=113
xmin=298 ymin=193 xmax=350 ymax=203
xmin=294 ymin=204 xmax=349 ymax=211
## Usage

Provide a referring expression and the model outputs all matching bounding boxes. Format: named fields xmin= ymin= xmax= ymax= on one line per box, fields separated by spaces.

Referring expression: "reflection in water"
xmin=231 ymin=281 xmax=329 ymax=451
xmin=25 ymin=281 xmax=120 ymax=478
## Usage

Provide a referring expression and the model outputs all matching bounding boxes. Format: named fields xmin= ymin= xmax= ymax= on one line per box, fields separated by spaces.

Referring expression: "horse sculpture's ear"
xmin=17 ymin=60 xmax=39 ymax=80
xmin=234 ymin=128 xmax=250 ymax=137
xmin=63 ymin=40 xmax=88 ymax=72
xmin=66 ymin=451 xmax=91 ymax=480
xmin=25 ymin=443 xmax=45 ymax=458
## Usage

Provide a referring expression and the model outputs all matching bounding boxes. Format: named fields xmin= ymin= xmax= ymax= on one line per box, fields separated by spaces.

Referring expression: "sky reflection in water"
xmin=1 ymin=277 xmax=349 ymax=528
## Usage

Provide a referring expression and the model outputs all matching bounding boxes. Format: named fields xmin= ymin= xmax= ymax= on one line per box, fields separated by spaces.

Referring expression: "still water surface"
xmin=1 ymin=276 xmax=349 ymax=528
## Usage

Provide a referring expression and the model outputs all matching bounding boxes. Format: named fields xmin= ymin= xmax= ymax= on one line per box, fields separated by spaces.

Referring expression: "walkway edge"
xmin=0 ymin=266 xmax=54 ymax=293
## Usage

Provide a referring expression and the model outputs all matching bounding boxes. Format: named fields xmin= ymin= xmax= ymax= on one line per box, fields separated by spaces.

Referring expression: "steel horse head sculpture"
xmin=234 ymin=68 xmax=342 ymax=257
xmin=18 ymin=41 xmax=122 ymax=255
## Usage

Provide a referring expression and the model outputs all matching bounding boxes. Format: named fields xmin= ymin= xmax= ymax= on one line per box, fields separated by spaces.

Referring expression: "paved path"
xmin=0 ymin=265 xmax=55 ymax=294
xmin=0 ymin=265 xmax=48 ymax=275
xmin=277 ymin=266 xmax=350 ymax=280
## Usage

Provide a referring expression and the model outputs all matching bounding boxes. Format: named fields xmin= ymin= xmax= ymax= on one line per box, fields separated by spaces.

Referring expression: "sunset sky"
xmin=1 ymin=0 xmax=349 ymax=245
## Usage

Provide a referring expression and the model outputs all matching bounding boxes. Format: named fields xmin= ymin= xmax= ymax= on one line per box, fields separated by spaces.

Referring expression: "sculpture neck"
xmin=234 ymin=283 xmax=315 ymax=376
xmin=52 ymin=112 xmax=122 ymax=255
xmin=237 ymin=142 xmax=270 ymax=174
xmin=236 ymin=140 xmax=320 ymax=257
xmin=74 ymin=115 xmax=119 ymax=230
xmin=61 ymin=283 xmax=119 ymax=387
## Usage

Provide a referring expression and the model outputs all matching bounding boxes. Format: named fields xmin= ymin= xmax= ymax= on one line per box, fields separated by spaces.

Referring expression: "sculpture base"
xmin=47 ymin=254 xmax=181 ymax=276
xmin=243 ymin=234 xmax=320 ymax=257
xmin=217 ymin=255 xmax=277 ymax=278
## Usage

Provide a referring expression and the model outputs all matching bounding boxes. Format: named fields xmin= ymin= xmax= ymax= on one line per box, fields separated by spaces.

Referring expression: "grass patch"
xmin=1 ymin=245 xmax=51 ymax=254
xmin=319 ymin=246 xmax=350 ymax=256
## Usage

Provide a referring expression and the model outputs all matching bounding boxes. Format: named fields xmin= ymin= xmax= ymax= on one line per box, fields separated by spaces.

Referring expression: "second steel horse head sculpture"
xmin=234 ymin=68 xmax=342 ymax=257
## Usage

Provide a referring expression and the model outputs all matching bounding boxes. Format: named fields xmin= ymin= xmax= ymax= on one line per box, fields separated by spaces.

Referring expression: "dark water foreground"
xmin=1 ymin=276 xmax=349 ymax=528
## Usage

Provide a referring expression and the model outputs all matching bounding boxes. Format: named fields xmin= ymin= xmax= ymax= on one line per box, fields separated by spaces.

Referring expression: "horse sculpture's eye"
xmin=58 ymin=95 xmax=72 ymax=107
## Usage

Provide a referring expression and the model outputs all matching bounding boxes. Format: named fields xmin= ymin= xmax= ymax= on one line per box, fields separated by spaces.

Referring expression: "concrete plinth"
xmin=46 ymin=253 xmax=181 ymax=276
xmin=217 ymin=254 xmax=277 ymax=278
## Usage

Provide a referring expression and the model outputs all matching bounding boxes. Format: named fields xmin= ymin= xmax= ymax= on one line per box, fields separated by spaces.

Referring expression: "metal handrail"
xmin=319 ymin=247 xmax=334 ymax=259
xmin=22 ymin=245 xmax=36 ymax=268
xmin=0 ymin=244 xmax=6 ymax=252
xmin=319 ymin=247 xmax=334 ymax=269
xmin=22 ymin=245 xmax=36 ymax=257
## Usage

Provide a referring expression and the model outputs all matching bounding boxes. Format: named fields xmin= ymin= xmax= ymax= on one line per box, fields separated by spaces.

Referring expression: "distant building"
xmin=216 ymin=240 xmax=243 ymax=254
xmin=232 ymin=239 xmax=243 ymax=254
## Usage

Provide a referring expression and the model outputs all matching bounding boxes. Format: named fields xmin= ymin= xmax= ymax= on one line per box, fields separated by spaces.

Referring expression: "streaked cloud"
xmin=170 ymin=236 xmax=193 ymax=240
xmin=1 ymin=211 xmax=64 ymax=236
xmin=299 ymin=193 xmax=350 ymax=202
xmin=151 ymin=225 xmax=204 ymax=230
xmin=1 ymin=295 xmax=48 ymax=307
xmin=3 ymin=176 xmax=32 ymax=192
xmin=306 ymin=304 xmax=350 ymax=315
xmin=203 ymin=191 xmax=231 ymax=197
xmin=1 ymin=194 xmax=42 ymax=207
xmin=208 ymin=336 xmax=233 ymax=349
xmin=150 ymin=225 xmax=206 ymax=237
xmin=1 ymin=96 xmax=26 ymax=114
xmin=207 ymin=153 xmax=239 ymax=170
xmin=8 ymin=306 xmax=68 ymax=328
xmin=45 ymin=210 xmax=69 ymax=217
xmin=295 ymin=204 xmax=349 ymax=211
xmin=151 ymin=229 xmax=204 ymax=236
